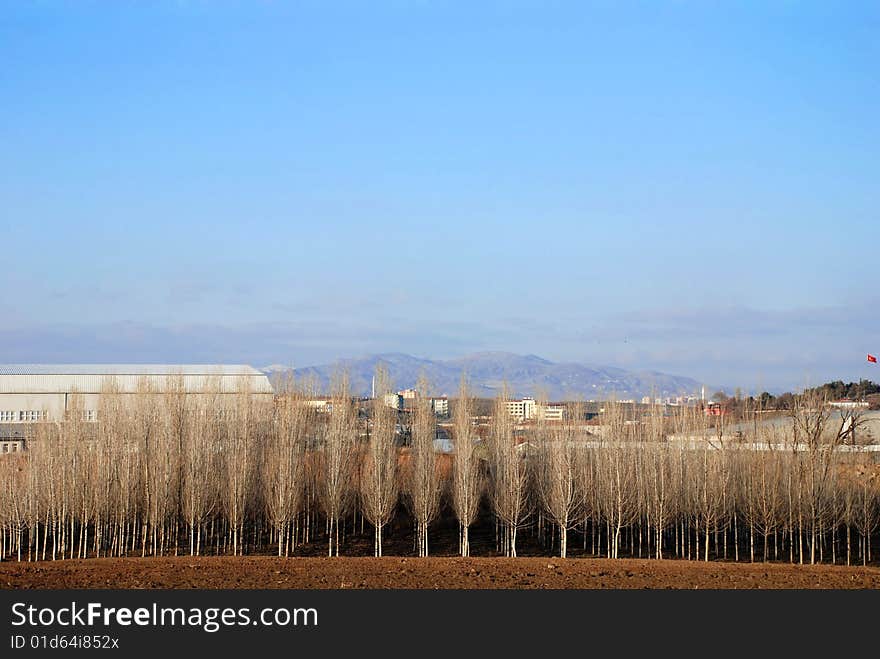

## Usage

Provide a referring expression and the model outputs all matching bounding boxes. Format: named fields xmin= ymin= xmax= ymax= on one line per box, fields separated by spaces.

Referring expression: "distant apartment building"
xmin=391 ymin=389 xmax=448 ymax=416
xmin=506 ymin=398 xmax=536 ymax=422
xmin=431 ymin=396 xmax=448 ymax=416
xmin=505 ymin=398 xmax=564 ymax=422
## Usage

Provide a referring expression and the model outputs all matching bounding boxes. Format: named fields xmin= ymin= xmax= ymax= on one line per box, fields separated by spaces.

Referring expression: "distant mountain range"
xmin=262 ymin=352 xmax=707 ymax=400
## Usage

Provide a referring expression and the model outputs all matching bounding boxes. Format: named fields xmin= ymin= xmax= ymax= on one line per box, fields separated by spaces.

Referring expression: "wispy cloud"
xmin=590 ymin=302 xmax=880 ymax=342
xmin=0 ymin=318 xmax=503 ymax=368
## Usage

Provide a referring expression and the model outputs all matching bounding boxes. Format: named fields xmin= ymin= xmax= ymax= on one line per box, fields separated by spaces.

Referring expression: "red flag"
xmin=869 ymin=354 xmax=878 ymax=363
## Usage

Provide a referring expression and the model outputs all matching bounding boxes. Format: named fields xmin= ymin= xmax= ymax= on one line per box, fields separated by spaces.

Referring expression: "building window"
xmin=19 ymin=410 xmax=46 ymax=422
xmin=0 ymin=411 xmax=15 ymax=422
xmin=81 ymin=410 xmax=97 ymax=422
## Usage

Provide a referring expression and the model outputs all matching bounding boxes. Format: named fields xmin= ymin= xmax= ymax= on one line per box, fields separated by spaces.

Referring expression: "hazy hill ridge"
xmin=264 ymin=352 xmax=703 ymax=400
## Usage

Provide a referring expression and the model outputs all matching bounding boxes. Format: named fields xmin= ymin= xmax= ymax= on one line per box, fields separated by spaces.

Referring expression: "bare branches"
xmin=360 ymin=366 xmax=399 ymax=557
xmin=264 ymin=382 xmax=311 ymax=557
xmin=536 ymin=402 xmax=582 ymax=558
xmin=407 ymin=375 xmax=440 ymax=557
xmin=451 ymin=376 xmax=483 ymax=557
xmin=1 ymin=385 xmax=878 ymax=565
xmin=317 ymin=374 xmax=356 ymax=557
xmin=488 ymin=389 xmax=531 ymax=557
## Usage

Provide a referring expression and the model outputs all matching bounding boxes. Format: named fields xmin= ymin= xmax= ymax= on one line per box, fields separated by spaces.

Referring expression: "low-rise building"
xmin=539 ymin=403 xmax=565 ymax=421
xmin=505 ymin=397 xmax=537 ymax=421
xmin=506 ymin=398 xmax=566 ymax=422
xmin=431 ymin=396 xmax=448 ymax=416
xmin=705 ymin=401 xmax=727 ymax=416
xmin=306 ymin=398 xmax=333 ymax=413
xmin=384 ymin=393 xmax=404 ymax=410
xmin=0 ymin=423 xmax=27 ymax=454
xmin=829 ymin=399 xmax=870 ymax=410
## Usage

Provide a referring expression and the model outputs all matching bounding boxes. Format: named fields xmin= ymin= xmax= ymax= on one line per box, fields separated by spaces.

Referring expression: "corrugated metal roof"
xmin=0 ymin=364 xmax=263 ymax=376
xmin=0 ymin=365 xmax=274 ymax=394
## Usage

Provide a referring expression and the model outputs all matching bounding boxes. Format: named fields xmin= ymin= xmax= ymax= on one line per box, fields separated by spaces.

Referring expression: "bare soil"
xmin=2 ymin=556 xmax=879 ymax=589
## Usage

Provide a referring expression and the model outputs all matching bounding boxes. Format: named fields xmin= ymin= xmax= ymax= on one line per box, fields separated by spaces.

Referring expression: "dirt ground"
xmin=2 ymin=556 xmax=879 ymax=589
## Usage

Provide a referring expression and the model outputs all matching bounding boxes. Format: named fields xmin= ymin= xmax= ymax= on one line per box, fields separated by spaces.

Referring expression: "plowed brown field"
xmin=2 ymin=556 xmax=879 ymax=589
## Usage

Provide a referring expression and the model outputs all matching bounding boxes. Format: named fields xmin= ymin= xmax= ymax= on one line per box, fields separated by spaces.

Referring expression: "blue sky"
xmin=2 ymin=1 xmax=878 ymax=391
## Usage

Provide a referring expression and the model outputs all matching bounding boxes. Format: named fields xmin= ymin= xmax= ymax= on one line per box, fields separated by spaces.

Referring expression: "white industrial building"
xmin=0 ymin=364 xmax=274 ymax=431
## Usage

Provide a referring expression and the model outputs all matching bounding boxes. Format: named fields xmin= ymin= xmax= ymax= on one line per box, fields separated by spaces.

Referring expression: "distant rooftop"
xmin=0 ymin=365 xmax=273 ymax=394
xmin=0 ymin=364 xmax=264 ymax=376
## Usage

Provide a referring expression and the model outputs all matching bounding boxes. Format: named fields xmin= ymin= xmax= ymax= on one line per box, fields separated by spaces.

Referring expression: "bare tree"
xmin=182 ymin=391 xmax=219 ymax=556
xmin=594 ymin=401 xmax=640 ymax=558
xmin=451 ymin=376 xmax=483 ymax=557
xmin=317 ymin=374 xmax=356 ymax=557
xmin=264 ymin=382 xmax=310 ymax=557
xmin=488 ymin=390 xmax=531 ymax=557
xmin=741 ymin=428 xmax=785 ymax=562
xmin=359 ymin=366 xmax=399 ymax=557
xmin=790 ymin=390 xmax=850 ymax=564
xmin=536 ymin=402 xmax=582 ymax=558
xmin=643 ymin=440 xmax=681 ymax=560
xmin=5 ymin=374 xmax=880 ymax=567
xmin=850 ymin=464 xmax=879 ymax=565
xmin=220 ymin=384 xmax=257 ymax=556
xmin=407 ymin=376 xmax=441 ymax=557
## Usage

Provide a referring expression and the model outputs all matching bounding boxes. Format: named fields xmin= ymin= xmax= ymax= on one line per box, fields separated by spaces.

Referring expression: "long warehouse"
xmin=0 ymin=364 xmax=274 ymax=452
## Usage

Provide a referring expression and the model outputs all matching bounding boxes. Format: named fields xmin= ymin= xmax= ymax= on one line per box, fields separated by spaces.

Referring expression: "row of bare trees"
xmin=1 ymin=377 xmax=878 ymax=564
